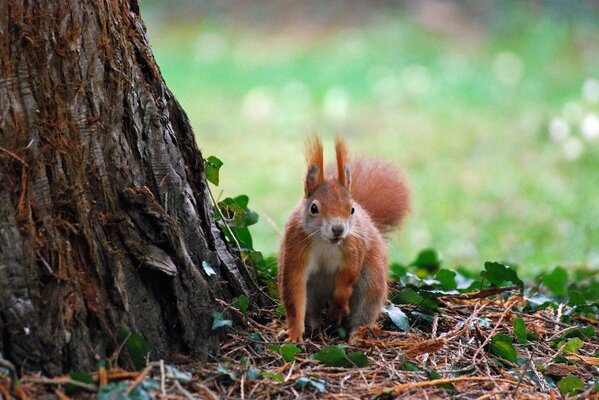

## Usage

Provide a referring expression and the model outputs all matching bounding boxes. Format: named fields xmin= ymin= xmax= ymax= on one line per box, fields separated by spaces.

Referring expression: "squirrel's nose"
xmin=331 ymin=224 xmax=345 ymax=237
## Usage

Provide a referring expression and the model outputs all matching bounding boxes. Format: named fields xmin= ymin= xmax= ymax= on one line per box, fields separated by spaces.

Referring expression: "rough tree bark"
xmin=0 ymin=0 xmax=263 ymax=375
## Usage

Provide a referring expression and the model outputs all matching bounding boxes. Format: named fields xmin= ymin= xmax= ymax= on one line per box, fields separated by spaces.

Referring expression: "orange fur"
xmin=335 ymin=135 xmax=350 ymax=188
xmin=348 ymin=157 xmax=410 ymax=231
xmin=279 ymin=136 xmax=410 ymax=342
xmin=304 ymin=135 xmax=324 ymax=196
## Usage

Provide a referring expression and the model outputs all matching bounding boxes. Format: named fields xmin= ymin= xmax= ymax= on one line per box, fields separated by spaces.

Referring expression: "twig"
xmin=173 ymin=380 xmax=194 ymax=400
xmin=126 ymin=364 xmax=153 ymax=395
xmin=511 ymin=354 xmax=532 ymax=397
xmin=471 ymin=297 xmax=518 ymax=363
xmin=0 ymin=146 xmax=28 ymax=166
xmin=54 ymin=389 xmax=70 ymax=400
xmin=160 ymin=359 xmax=166 ymax=396
xmin=20 ymin=376 xmax=97 ymax=392
xmin=192 ymin=382 xmax=219 ymax=400
xmin=207 ymin=184 xmax=243 ymax=255
xmin=375 ymin=376 xmax=524 ymax=395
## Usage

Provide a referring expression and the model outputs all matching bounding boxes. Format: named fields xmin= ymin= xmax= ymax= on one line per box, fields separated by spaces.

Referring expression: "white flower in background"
xmin=581 ymin=113 xmax=599 ymax=142
xmin=241 ymin=87 xmax=274 ymax=122
xmin=582 ymin=78 xmax=599 ymax=103
xmin=323 ymin=86 xmax=349 ymax=120
xmin=194 ymin=32 xmax=228 ymax=64
xmin=562 ymin=137 xmax=584 ymax=160
xmin=492 ymin=52 xmax=524 ymax=86
xmin=548 ymin=117 xmax=570 ymax=142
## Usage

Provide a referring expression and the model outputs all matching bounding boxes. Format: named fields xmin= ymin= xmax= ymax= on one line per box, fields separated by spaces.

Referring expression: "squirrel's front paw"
xmin=285 ymin=327 xmax=304 ymax=343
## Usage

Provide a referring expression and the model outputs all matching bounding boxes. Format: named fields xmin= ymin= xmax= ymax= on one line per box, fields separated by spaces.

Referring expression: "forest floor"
xmin=4 ymin=281 xmax=598 ymax=399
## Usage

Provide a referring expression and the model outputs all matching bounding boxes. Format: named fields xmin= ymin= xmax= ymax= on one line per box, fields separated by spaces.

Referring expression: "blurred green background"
xmin=139 ymin=0 xmax=599 ymax=274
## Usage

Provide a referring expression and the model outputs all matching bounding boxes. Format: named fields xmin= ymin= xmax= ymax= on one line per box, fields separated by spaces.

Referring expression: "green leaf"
xmin=216 ymin=365 xmax=237 ymax=380
xmin=205 ymin=156 xmax=223 ymax=186
xmin=513 ymin=317 xmax=528 ymax=345
xmin=383 ymin=304 xmax=410 ymax=332
xmin=410 ymin=248 xmax=441 ymax=272
xmin=261 ymin=371 xmax=284 ymax=382
xmin=435 ymin=269 xmax=457 ymax=290
xmin=295 ymin=376 xmax=326 ymax=393
xmin=568 ymin=290 xmax=585 ymax=307
xmin=346 ymin=352 xmax=369 ymax=367
xmin=483 ymin=262 xmax=523 ymax=289
xmin=246 ymin=367 xmax=260 ymax=381
xmin=394 ymin=286 xmax=421 ymax=304
xmin=490 ymin=333 xmax=517 ymax=364
xmin=557 ymin=375 xmax=584 ymax=395
xmin=312 ymin=345 xmax=367 ymax=368
xmin=543 ymin=266 xmax=568 ymax=295
xmin=313 ymin=345 xmax=347 ymax=367
xmin=232 ymin=295 xmax=250 ymax=316
xmin=389 ymin=262 xmax=407 ymax=280
xmin=426 ymin=367 xmax=456 ymax=390
xmin=98 ymin=381 xmax=157 ymax=400
xmin=563 ymin=337 xmax=583 ymax=354
xmin=280 ymin=344 xmax=301 ymax=362
xmin=212 ymin=312 xmax=232 ymax=330
xmin=116 ymin=329 xmax=151 ymax=371
xmin=65 ymin=371 xmax=94 ymax=395
xmin=233 ymin=226 xmax=253 ymax=249
xmin=582 ymin=325 xmax=596 ymax=337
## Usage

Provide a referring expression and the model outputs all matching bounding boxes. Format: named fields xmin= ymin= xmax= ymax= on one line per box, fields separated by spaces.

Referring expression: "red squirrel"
xmin=278 ymin=136 xmax=410 ymax=341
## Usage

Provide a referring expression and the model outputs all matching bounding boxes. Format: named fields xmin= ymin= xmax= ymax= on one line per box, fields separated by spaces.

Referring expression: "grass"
xmin=142 ymin=4 xmax=599 ymax=274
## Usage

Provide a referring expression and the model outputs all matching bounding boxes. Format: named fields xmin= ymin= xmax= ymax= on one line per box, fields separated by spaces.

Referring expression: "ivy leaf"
xmin=563 ymin=337 xmax=583 ymax=354
xmin=205 ymin=156 xmax=223 ymax=186
xmin=116 ymin=329 xmax=151 ymax=371
xmin=346 ymin=352 xmax=369 ymax=367
xmin=426 ymin=367 xmax=455 ymax=390
xmin=513 ymin=317 xmax=528 ymax=344
xmin=98 ymin=381 xmax=157 ymax=400
xmin=216 ymin=365 xmax=237 ymax=380
xmin=295 ymin=376 xmax=326 ymax=393
xmin=557 ymin=375 xmax=584 ymax=395
xmin=389 ymin=262 xmax=407 ymax=280
xmin=435 ymin=269 xmax=457 ymax=291
xmin=568 ymin=290 xmax=585 ymax=307
xmin=262 ymin=371 xmax=284 ymax=382
xmin=313 ymin=345 xmax=347 ymax=367
xmin=383 ymin=304 xmax=410 ymax=332
xmin=483 ymin=262 xmax=523 ymax=289
xmin=202 ymin=261 xmax=216 ymax=277
xmin=65 ymin=372 xmax=94 ymax=395
xmin=410 ymin=248 xmax=441 ymax=272
xmin=212 ymin=312 xmax=232 ymax=330
xmin=543 ymin=266 xmax=568 ymax=295
xmin=313 ymin=345 xmax=368 ymax=368
xmin=232 ymin=295 xmax=249 ymax=317
xmin=490 ymin=333 xmax=517 ymax=364
xmin=246 ymin=367 xmax=260 ymax=381
xmin=280 ymin=344 xmax=301 ymax=362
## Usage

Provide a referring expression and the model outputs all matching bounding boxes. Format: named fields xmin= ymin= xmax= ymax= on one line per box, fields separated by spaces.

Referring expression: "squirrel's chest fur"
xmin=305 ymin=239 xmax=344 ymax=277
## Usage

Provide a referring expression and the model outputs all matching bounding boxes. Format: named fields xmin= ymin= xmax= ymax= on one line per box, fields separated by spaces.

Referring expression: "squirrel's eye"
xmin=351 ymin=207 xmax=355 ymax=215
xmin=310 ymin=203 xmax=319 ymax=214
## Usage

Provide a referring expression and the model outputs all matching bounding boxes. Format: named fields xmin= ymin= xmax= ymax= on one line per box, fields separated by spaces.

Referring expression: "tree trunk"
xmin=0 ymin=0 xmax=262 ymax=375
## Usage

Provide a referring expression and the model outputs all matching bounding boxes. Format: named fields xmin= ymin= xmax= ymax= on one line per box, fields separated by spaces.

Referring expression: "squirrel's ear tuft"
xmin=335 ymin=135 xmax=350 ymax=189
xmin=305 ymin=135 xmax=324 ymax=197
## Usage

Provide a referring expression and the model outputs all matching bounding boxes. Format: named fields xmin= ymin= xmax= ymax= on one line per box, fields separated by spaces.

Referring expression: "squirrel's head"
xmin=302 ymin=136 xmax=354 ymax=245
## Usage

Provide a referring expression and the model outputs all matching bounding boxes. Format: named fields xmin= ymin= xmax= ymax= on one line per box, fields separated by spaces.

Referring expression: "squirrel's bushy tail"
xmin=349 ymin=157 xmax=410 ymax=232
